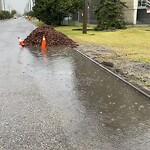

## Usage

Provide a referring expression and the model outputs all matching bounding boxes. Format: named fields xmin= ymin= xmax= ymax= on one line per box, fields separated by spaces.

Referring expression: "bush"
xmin=0 ymin=10 xmax=12 ymax=20
xmin=94 ymin=0 xmax=127 ymax=31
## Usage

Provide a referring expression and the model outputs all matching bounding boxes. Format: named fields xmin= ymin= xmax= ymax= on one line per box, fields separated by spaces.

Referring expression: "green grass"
xmin=30 ymin=19 xmax=150 ymax=63
xmin=31 ymin=20 xmax=46 ymax=26
xmin=55 ymin=26 xmax=150 ymax=63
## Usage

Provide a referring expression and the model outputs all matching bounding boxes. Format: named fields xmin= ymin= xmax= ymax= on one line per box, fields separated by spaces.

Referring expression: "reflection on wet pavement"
xmin=18 ymin=46 xmax=150 ymax=149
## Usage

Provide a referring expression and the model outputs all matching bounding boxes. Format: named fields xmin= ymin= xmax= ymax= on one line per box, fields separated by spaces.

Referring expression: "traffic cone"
xmin=18 ymin=37 xmax=25 ymax=47
xmin=41 ymin=35 xmax=47 ymax=51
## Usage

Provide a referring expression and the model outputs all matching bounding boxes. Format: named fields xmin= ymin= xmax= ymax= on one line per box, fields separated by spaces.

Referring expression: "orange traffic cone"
xmin=41 ymin=35 xmax=47 ymax=51
xmin=18 ymin=37 xmax=25 ymax=47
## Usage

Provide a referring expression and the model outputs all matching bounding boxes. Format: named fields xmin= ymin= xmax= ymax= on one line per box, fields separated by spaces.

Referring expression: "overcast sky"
xmin=5 ymin=0 xmax=32 ymax=14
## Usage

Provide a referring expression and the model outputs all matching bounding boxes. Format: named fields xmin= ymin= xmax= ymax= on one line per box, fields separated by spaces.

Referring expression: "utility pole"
xmin=82 ymin=0 xmax=88 ymax=34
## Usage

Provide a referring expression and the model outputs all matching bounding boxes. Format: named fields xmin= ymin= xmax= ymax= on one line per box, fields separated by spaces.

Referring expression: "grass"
xmin=31 ymin=19 xmax=45 ymax=26
xmin=55 ymin=26 xmax=150 ymax=63
xmin=32 ymin=20 xmax=150 ymax=63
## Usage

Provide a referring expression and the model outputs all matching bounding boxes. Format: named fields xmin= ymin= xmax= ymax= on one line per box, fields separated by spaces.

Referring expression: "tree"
xmin=11 ymin=10 xmax=17 ymax=16
xmin=0 ymin=10 xmax=12 ymax=20
xmin=33 ymin=0 xmax=82 ymax=25
xmin=0 ymin=11 xmax=5 ymax=20
xmin=25 ymin=11 xmax=35 ymax=17
xmin=94 ymin=0 xmax=127 ymax=31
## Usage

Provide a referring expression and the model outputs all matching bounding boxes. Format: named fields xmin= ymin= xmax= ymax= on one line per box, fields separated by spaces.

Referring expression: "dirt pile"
xmin=24 ymin=26 xmax=78 ymax=48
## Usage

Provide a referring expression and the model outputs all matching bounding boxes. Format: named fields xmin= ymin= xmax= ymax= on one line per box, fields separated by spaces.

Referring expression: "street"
xmin=0 ymin=18 xmax=150 ymax=150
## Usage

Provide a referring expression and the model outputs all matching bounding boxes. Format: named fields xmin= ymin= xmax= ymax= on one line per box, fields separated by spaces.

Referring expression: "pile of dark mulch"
xmin=24 ymin=26 xmax=78 ymax=48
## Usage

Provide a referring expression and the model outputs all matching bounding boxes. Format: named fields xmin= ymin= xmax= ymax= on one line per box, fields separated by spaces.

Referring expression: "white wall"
xmin=121 ymin=0 xmax=138 ymax=24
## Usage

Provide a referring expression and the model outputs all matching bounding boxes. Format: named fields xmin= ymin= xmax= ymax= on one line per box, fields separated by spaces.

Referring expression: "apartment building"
xmin=137 ymin=0 xmax=150 ymax=23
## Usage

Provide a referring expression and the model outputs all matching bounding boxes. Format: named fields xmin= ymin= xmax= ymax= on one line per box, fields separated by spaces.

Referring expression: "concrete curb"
xmin=75 ymin=49 xmax=150 ymax=99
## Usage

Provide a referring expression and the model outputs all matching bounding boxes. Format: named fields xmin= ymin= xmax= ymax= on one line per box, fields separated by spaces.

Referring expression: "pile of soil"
xmin=24 ymin=26 xmax=78 ymax=48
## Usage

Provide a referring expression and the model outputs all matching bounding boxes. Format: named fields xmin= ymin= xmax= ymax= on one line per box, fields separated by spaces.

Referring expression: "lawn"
xmin=55 ymin=26 xmax=150 ymax=63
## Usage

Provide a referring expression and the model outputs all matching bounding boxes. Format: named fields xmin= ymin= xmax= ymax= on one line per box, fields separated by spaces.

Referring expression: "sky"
xmin=4 ymin=0 xmax=33 ymax=14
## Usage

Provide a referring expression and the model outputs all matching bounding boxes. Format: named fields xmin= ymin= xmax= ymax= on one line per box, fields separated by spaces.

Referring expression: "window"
xmin=138 ymin=0 xmax=147 ymax=8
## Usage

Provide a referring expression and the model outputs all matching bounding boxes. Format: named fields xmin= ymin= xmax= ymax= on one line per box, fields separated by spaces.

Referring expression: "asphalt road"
xmin=0 ymin=18 xmax=150 ymax=150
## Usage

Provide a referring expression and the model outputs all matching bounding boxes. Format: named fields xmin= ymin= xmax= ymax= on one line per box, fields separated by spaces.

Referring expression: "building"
xmin=72 ymin=0 xmax=150 ymax=25
xmin=123 ymin=0 xmax=150 ymax=24
xmin=0 ymin=0 xmax=3 ymax=10
xmin=137 ymin=0 xmax=150 ymax=23
xmin=0 ymin=0 xmax=5 ymax=11
xmin=122 ymin=0 xmax=138 ymax=24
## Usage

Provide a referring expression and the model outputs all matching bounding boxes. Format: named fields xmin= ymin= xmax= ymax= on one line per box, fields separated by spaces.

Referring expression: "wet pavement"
xmin=0 ymin=18 xmax=150 ymax=150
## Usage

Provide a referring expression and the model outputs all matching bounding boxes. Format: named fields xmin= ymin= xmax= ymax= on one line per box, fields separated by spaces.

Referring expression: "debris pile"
xmin=24 ymin=26 xmax=78 ymax=48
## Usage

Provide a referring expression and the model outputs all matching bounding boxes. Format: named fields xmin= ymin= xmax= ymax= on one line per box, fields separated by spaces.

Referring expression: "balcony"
xmin=138 ymin=0 xmax=150 ymax=9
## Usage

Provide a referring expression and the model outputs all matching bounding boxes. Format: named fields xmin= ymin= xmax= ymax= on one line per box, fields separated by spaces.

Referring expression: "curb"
xmin=75 ymin=49 xmax=150 ymax=99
